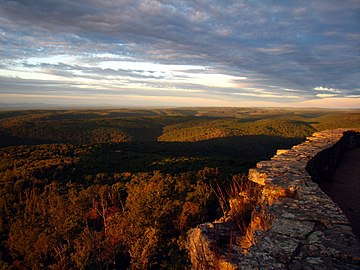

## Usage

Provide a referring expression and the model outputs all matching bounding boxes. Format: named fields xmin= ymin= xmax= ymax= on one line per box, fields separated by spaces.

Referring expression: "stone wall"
xmin=306 ymin=130 xmax=360 ymax=184
xmin=187 ymin=128 xmax=360 ymax=269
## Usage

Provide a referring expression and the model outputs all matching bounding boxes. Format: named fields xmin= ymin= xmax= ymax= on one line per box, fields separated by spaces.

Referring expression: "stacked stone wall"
xmin=188 ymin=128 xmax=360 ymax=269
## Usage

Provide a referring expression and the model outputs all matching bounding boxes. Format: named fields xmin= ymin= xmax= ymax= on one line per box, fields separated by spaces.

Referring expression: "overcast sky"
xmin=0 ymin=0 xmax=359 ymax=108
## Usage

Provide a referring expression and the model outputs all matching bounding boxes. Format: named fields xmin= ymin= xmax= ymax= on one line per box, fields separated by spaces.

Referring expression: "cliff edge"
xmin=188 ymin=128 xmax=360 ymax=269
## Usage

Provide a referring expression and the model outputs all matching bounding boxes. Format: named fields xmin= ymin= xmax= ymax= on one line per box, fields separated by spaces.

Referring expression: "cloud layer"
xmin=0 ymin=0 xmax=359 ymax=107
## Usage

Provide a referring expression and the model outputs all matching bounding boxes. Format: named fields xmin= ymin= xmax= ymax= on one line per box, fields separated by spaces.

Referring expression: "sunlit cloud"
xmin=316 ymin=93 xmax=338 ymax=98
xmin=232 ymin=92 xmax=301 ymax=99
xmin=24 ymin=55 xmax=78 ymax=66
xmin=0 ymin=0 xmax=359 ymax=108
xmin=314 ymin=86 xmax=342 ymax=93
xmin=98 ymin=61 xmax=206 ymax=73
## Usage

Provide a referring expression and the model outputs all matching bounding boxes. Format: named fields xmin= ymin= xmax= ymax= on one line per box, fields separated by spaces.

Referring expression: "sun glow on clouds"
xmin=25 ymin=55 xmax=78 ymax=66
xmin=316 ymin=93 xmax=338 ymax=98
xmin=314 ymin=86 xmax=343 ymax=98
xmin=0 ymin=68 xmax=64 ymax=82
xmin=5 ymin=92 xmax=357 ymax=108
xmin=97 ymin=60 xmax=245 ymax=88
xmin=98 ymin=60 xmax=206 ymax=72
xmin=1 ymin=53 xmax=247 ymax=92
xmin=314 ymin=86 xmax=342 ymax=93
xmin=0 ymin=0 xmax=359 ymax=108
xmin=0 ymin=50 xmax=358 ymax=108
xmin=232 ymin=91 xmax=301 ymax=99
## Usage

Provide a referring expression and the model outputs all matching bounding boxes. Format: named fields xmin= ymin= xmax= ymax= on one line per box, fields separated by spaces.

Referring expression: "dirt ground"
xmin=319 ymin=147 xmax=360 ymax=240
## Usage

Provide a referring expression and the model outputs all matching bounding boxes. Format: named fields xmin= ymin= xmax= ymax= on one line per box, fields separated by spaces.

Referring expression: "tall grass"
xmin=212 ymin=175 xmax=262 ymax=234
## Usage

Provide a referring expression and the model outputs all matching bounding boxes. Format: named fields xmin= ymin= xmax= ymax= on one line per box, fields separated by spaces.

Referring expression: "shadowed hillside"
xmin=1 ymin=108 xmax=359 ymax=146
xmin=0 ymin=108 xmax=359 ymax=269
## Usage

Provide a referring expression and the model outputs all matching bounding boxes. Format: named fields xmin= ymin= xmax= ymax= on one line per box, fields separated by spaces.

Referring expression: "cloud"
xmin=316 ymin=93 xmax=338 ymax=98
xmin=314 ymin=86 xmax=342 ymax=93
xmin=0 ymin=0 xmax=359 ymax=107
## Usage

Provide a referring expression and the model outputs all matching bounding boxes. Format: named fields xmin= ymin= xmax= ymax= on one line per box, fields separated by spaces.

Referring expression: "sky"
xmin=0 ymin=0 xmax=359 ymax=108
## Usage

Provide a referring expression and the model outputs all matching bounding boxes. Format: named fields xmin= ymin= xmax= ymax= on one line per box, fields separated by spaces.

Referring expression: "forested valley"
xmin=1 ymin=107 xmax=359 ymax=269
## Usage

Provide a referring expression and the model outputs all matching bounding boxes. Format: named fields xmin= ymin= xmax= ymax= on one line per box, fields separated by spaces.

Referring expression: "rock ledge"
xmin=188 ymin=128 xmax=360 ymax=269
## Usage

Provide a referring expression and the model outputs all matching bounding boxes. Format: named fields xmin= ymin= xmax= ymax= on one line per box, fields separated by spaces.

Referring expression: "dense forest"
xmin=0 ymin=107 xmax=359 ymax=269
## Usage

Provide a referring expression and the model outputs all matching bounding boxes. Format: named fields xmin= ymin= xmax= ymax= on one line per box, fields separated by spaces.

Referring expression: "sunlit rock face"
xmin=188 ymin=128 xmax=360 ymax=269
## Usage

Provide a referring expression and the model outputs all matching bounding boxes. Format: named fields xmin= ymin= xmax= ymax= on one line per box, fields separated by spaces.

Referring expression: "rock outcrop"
xmin=188 ymin=128 xmax=360 ymax=269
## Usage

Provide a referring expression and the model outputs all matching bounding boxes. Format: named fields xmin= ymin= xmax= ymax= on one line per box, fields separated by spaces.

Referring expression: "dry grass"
xmin=212 ymin=174 xmax=262 ymax=234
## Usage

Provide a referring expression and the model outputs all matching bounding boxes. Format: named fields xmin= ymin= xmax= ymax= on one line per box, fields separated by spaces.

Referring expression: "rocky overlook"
xmin=188 ymin=128 xmax=360 ymax=269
